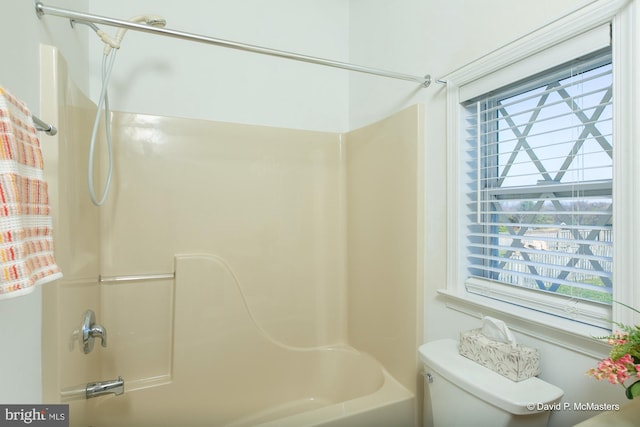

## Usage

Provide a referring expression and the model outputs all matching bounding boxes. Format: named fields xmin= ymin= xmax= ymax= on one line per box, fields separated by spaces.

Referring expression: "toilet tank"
xmin=419 ymin=339 xmax=564 ymax=427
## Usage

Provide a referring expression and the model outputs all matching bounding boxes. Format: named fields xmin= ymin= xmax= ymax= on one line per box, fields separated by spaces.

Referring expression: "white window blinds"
xmin=463 ymin=51 xmax=613 ymax=307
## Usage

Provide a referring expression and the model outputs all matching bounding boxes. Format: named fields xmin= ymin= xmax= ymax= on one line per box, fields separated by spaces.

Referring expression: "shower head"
xmin=96 ymin=14 xmax=167 ymax=54
xmin=142 ymin=16 xmax=167 ymax=28
xmin=124 ymin=15 xmax=167 ymax=28
xmin=115 ymin=14 xmax=167 ymax=44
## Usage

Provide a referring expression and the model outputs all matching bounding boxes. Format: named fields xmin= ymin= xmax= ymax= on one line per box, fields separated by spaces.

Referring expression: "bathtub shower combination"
xmin=85 ymin=255 xmax=415 ymax=427
xmin=37 ymin=3 xmax=425 ymax=427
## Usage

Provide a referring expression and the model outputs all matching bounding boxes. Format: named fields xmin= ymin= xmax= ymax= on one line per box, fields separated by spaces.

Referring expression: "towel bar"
xmin=99 ymin=273 xmax=175 ymax=283
xmin=33 ymin=115 xmax=57 ymax=136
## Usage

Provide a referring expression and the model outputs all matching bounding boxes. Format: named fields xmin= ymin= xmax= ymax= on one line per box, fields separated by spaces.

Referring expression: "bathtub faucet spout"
xmin=86 ymin=376 xmax=124 ymax=399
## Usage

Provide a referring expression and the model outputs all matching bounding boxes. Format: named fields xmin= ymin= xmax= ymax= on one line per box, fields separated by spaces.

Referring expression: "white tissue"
xmin=481 ymin=316 xmax=517 ymax=347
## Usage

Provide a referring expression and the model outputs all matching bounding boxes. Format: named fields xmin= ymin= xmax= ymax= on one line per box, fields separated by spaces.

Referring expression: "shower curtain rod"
xmin=35 ymin=2 xmax=431 ymax=88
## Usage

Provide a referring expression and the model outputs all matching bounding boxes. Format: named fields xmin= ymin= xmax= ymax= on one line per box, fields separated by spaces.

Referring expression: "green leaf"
xmin=625 ymin=380 xmax=640 ymax=400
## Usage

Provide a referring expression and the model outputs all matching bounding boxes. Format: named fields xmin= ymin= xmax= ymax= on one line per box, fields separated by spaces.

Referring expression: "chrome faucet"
xmin=81 ymin=309 xmax=107 ymax=354
xmin=86 ymin=376 xmax=124 ymax=399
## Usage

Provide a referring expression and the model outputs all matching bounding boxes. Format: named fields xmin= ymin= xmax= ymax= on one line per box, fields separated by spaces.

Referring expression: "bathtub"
xmin=87 ymin=348 xmax=414 ymax=427
xmin=84 ymin=255 xmax=415 ymax=426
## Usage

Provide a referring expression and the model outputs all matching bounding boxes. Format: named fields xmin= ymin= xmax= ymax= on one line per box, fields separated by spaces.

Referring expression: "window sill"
xmin=437 ymin=288 xmax=611 ymax=359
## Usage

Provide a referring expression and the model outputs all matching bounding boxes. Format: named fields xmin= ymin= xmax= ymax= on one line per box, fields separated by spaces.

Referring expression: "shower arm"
xmin=34 ymin=2 xmax=431 ymax=88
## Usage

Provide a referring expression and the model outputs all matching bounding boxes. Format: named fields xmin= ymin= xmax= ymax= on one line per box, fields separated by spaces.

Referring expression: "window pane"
xmin=467 ymin=55 xmax=613 ymax=304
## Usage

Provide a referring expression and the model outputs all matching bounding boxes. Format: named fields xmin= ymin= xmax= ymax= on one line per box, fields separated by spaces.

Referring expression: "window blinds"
xmin=464 ymin=53 xmax=613 ymax=304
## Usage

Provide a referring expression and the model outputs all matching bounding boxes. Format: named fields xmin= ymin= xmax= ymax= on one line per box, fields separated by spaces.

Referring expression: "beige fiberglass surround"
xmin=40 ymin=44 xmax=424 ymax=426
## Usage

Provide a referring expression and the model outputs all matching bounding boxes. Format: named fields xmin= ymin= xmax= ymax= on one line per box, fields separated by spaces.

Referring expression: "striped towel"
xmin=0 ymin=86 xmax=62 ymax=300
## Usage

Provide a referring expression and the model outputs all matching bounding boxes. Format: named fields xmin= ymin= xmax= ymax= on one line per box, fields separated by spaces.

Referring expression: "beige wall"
xmin=41 ymin=41 xmax=424 ymax=425
xmin=101 ymin=112 xmax=347 ymax=349
xmin=346 ymin=104 xmax=424 ymax=396
xmin=96 ymin=103 xmax=424 ymax=398
xmin=40 ymin=45 xmax=100 ymax=424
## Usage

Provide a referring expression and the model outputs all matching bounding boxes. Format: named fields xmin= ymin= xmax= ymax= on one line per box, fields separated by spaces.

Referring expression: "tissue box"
xmin=458 ymin=328 xmax=541 ymax=381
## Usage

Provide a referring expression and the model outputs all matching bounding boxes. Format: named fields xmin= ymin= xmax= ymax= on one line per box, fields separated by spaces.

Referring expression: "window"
xmin=465 ymin=51 xmax=613 ymax=307
xmin=443 ymin=0 xmax=638 ymax=333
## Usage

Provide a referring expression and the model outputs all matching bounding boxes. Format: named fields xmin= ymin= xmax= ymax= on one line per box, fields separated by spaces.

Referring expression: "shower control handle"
xmin=82 ymin=309 xmax=108 ymax=354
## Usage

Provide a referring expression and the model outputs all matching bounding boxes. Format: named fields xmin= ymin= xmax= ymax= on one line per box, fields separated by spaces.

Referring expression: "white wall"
xmin=87 ymin=0 xmax=350 ymax=133
xmin=348 ymin=0 xmax=598 ymax=129
xmin=348 ymin=0 xmax=431 ymax=130
xmin=0 ymin=0 xmax=41 ymax=401
xmin=0 ymin=0 xmax=88 ymax=404
xmin=348 ymin=1 xmax=633 ymax=426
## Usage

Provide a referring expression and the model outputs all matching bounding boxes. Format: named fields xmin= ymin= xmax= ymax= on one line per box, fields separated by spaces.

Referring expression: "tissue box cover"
xmin=458 ymin=328 xmax=541 ymax=381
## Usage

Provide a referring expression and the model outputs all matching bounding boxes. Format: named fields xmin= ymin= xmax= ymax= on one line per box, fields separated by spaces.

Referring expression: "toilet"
xmin=418 ymin=339 xmax=564 ymax=427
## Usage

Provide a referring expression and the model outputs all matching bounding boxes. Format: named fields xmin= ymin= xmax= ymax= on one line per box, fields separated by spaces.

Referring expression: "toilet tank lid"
xmin=418 ymin=339 xmax=564 ymax=415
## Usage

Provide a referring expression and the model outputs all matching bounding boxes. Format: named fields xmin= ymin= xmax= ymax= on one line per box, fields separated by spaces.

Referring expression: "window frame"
xmin=441 ymin=0 xmax=638 ymax=344
xmin=466 ymin=53 xmax=614 ymax=326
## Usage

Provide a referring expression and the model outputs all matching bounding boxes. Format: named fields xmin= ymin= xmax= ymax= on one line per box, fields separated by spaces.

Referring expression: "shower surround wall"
xmin=40 ymin=46 xmax=100 ymax=423
xmin=42 ymin=45 xmax=424 ymax=425
xmin=100 ymin=105 xmax=423 ymax=385
xmin=101 ymin=112 xmax=347 ymax=349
